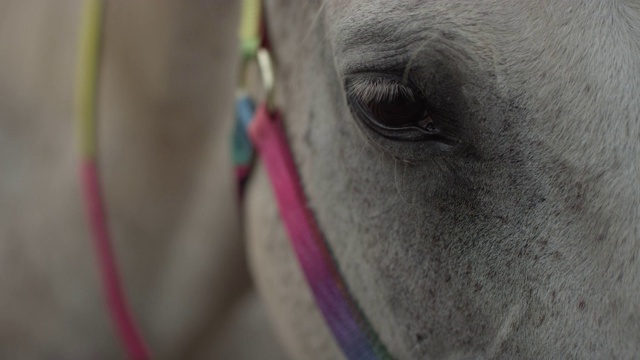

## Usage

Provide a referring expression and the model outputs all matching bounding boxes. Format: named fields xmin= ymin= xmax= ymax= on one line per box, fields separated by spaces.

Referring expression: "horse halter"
xmin=233 ymin=1 xmax=392 ymax=359
xmin=76 ymin=0 xmax=392 ymax=358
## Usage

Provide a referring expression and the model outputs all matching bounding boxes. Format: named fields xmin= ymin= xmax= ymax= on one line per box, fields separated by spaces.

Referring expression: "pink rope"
xmin=81 ymin=160 xmax=152 ymax=360
xmin=247 ymin=105 xmax=390 ymax=359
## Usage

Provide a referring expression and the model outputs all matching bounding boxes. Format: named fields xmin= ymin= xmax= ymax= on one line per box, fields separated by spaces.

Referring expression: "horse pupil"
xmin=368 ymin=94 xmax=429 ymax=129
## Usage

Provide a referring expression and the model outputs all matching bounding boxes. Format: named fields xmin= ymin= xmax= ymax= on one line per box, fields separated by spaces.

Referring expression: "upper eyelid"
xmin=346 ymin=76 xmax=416 ymax=103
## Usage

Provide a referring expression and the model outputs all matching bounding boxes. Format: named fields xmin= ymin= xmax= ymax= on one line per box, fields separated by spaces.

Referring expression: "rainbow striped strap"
xmin=246 ymin=104 xmax=393 ymax=359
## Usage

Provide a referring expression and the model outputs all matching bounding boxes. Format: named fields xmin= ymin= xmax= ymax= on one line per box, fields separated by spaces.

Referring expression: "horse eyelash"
xmin=347 ymin=77 xmax=416 ymax=104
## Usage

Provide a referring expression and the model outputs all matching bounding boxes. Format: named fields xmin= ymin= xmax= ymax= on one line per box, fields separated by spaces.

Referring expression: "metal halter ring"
xmin=256 ymin=48 xmax=276 ymax=112
xmin=238 ymin=47 xmax=276 ymax=112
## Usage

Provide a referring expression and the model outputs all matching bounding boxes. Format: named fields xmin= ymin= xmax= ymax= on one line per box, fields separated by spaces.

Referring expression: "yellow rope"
xmin=239 ymin=0 xmax=261 ymax=60
xmin=75 ymin=0 xmax=104 ymax=159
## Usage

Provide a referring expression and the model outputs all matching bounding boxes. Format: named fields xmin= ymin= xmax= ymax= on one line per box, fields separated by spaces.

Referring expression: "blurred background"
xmin=0 ymin=1 xmax=286 ymax=358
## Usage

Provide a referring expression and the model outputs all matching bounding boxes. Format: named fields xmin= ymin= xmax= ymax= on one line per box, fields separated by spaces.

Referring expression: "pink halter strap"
xmin=244 ymin=105 xmax=392 ymax=359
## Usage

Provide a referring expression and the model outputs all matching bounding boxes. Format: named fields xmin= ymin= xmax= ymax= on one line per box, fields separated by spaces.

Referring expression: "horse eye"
xmin=366 ymin=94 xmax=436 ymax=131
xmin=346 ymin=77 xmax=441 ymax=142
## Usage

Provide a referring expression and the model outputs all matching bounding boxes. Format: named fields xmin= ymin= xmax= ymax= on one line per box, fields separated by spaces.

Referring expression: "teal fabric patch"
xmin=232 ymin=95 xmax=256 ymax=166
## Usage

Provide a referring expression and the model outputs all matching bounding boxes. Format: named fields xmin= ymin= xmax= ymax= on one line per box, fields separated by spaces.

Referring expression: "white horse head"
xmin=248 ymin=1 xmax=640 ymax=358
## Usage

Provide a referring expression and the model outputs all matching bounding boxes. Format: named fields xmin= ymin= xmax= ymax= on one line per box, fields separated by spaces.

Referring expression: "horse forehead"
xmin=324 ymin=0 xmax=640 ymax=158
xmin=324 ymin=0 xmax=639 ymax=57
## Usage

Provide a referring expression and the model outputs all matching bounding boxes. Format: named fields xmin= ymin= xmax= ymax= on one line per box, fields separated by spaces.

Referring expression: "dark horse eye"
xmin=367 ymin=93 xmax=436 ymax=131
xmin=346 ymin=76 xmax=446 ymax=142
